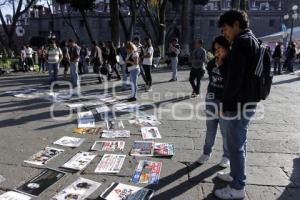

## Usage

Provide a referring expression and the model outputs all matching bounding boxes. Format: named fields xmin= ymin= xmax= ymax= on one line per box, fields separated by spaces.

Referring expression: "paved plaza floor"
xmin=0 ymin=66 xmax=299 ymax=200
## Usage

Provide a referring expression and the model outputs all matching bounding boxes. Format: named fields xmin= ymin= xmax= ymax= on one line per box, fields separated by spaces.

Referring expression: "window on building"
xmin=209 ymin=20 xmax=215 ymax=27
xmin=80 ymin=20 xmax=84 ymax=27
xmin=269 ymin=19 xmax=275 ymax=27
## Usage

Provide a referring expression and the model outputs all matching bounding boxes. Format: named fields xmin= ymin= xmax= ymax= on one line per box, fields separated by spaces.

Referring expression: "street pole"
xmin=290 ymin=18 xmax=294 ymax=43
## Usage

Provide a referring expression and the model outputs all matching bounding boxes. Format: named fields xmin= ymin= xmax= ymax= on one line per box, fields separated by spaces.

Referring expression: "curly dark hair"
xmin=211 ymin=36 xmax=230 ymax=54
xmin=218 ymin=10 xmax=249 ymax=30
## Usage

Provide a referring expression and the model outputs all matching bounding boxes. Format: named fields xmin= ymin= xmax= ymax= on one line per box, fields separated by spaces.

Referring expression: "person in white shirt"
xmin=20 ymin=46 xmax=27 ymax=72
xmin=142 ymin=38 xmax=154 ymax=92
xmin=47 ymin=40 xmax=63 ymax=84
xmin=25 ymin=44 xmax=34 ymax=71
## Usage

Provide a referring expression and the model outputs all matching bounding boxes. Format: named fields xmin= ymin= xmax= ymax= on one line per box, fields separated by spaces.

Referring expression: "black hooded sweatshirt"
xmin=221 ymin=29 xmax=260 ymax=112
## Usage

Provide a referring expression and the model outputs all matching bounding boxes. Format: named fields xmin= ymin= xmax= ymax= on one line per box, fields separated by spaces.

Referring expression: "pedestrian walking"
xmin=60 ymin=41 xmax=70 ymax=80
xmin=272 ymin=42 xmax=282 ymax=74
xmin=197 ymin=36 xmax=230 ymax=168
xmin=37 ymin=46 xmax=47 ymax=73
xmin=286 ymin=42 xmax=296 ymax=73
xmin=91 ymin=41 xmax=104 ymax=84
xmin=107 ymin=41 xmax=121 ymax=81
xmin=125 ymin=42 xmax=140 ymax=102
xmin=79 ymin=44 xmax=88 ymax=74
xmin=25 ymin=44 xmax=34 ymax=72
xmin=118 ymin=43 xmax=129 ymax=90
xmin=169 ymin=38 xmax=180 ymax=82
xmin=68 ymin=39 xmax=81 ymax=88
xmin=47 ymin=40 xmax=63 ymax=84
xmin=142 ymin=38 xmax=154 ymax=92
xmin=189 ymin=39 xmax=206 ymax=97
xmin=214 ymin=10 xmax=260 ymax=199
xmin=20 ymin=46 xmax=26 ymax=72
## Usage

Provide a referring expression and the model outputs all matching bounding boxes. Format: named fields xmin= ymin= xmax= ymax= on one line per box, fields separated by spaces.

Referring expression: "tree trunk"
xmin=158 ymin=0 xmax=168 ymax=58
xmin=231 ymin=0 xmax=240 ymax=9
xmin=110 ymin=0 xmax=120 ymax=47
xmin=79 ymin=10 xmax=94 ymax=43
xmin=181 ymin=0 xmax=191 ymax=56
xmin=60 ymin=8 xmax=81 ymax=42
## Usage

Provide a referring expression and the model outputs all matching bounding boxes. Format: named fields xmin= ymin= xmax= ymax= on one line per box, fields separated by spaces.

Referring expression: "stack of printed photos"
xmin=130 ymin=141 xmax=175 ymax=157
xmin=77 ymin=111 xmax=95 ymax=128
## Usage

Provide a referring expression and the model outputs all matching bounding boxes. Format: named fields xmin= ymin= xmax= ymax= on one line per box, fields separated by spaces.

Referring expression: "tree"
xmin=0 ymin=0 xmax=38 ymax=51
xmin=110 ymin=0 xmax=120 ymax=46
xmin=56 ymin=0 xmax=96 ymax=42
xmin=55 ymin=0 xmax=80 ymax=42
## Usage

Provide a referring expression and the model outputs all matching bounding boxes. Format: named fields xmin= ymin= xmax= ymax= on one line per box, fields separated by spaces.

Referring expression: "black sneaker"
xmin=128 ymin=97 xmax=137 ymax=102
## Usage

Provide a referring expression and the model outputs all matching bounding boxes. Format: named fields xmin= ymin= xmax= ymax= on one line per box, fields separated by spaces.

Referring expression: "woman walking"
xmin=142 ymin=38 xmax=154 ymax=92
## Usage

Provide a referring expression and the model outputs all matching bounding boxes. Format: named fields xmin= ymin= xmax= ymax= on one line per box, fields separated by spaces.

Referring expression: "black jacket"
xmin=272 ymin=45 xmax=282 ymax=58
xmin=221 ymin=29 xmax=260 ymax=112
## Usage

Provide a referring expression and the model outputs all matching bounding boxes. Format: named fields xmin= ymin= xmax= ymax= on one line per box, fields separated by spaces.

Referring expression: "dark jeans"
xmin=287 ymin=58 xmax=295 ymax=72
xmin=108 ymin=63 xmax=121 ymax=80
xmin=143 ymin=65 xmax=152 ymax=87
xmin=273 ymin=58 xmax=281 ymax=74
xmin=189 ymin=68 xmax=204 ymax=94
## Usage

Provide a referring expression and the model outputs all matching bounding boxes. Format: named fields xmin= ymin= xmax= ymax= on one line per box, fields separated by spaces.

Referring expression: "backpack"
xmin=252 ymin=40 xmax=273 ymax=101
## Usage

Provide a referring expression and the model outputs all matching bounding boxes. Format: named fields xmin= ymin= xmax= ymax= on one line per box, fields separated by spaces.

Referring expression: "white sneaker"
xmin=219 ymin=157 xmax=230 ymax=168
xmin=214 ymin=186 xmax=245 ymax=199
xmin=197 ymin=154 xmax=210 ymax=164
xmin=217 ymin=172 xmax=233 ymax=182
xmin=147 ymin=86 xmax=153 ymax=91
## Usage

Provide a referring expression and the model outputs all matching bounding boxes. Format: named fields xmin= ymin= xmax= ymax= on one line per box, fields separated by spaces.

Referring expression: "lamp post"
xmin=284 ymin=5 xmax=299 ymax=43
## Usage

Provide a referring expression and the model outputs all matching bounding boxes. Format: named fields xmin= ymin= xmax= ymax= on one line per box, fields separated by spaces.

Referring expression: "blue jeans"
xmin=129 ymin=68 xmax=140 ymax=98
xmin=223 ymin=105 xmax=257 ymax=190
xmin=171 ymin=57 xmax=178 ymax=80
xmin=48 ymin=63 xmax=59 ymax=84
xmin=121 ymin=64 xmax=129 ymax=89
xmin=273 ymin=58 xmax=281 ymax=73
xmin=70 ymin=62 xmax=79 ymax=87
xmin=203 ymin=98 xmax=229 ymax=159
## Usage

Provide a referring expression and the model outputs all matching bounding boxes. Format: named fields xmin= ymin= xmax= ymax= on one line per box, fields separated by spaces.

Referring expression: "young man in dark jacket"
xmin=214 ymin=10 xmax=260 ymax=199
xmin=272 ymin=42 xmax=282 ymax=74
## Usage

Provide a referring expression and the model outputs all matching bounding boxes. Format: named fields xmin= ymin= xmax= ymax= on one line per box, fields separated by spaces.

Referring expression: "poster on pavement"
xmin=141 ymin=127 xmax=161 ymax=140
xmin=50 ymin=177 xmax=101 ymax=200
xmin=15 ymin=168 xmax=65 ymax=197
xmin=0 ymin=191 xmax=31 ymax=200
xmin=60 ymin=152 xmax=97 ymax=172
xmin=94 ymin=154 xmax=126 ymax=174
xmin=91 ymin=141 xmax=125 ymax=152
xmin=24 ymin=147 xmax=64 ymax=166
xmin=101 ymin=130 xmax=130 ymax=138
xmin=100 ymin=182 xmax=154 ymax=200
xmin=53 ymin=136 xmax=85 ymax=148
xmin=154 ymin=143 xmax=175 ymax=157
xmin=131 ymin=160 xmax=162 ymax=184
xmin=130 ymin=141 xmax=154 ymax=157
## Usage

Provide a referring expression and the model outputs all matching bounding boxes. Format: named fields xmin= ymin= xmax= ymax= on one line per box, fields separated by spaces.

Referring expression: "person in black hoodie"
xmin=214 ymin=10 xmax=260 ymax=199
xmin=197 ymin=36 xmax=230 ymax=168
xmin=272 ymin=42 xmax=282 ymax=75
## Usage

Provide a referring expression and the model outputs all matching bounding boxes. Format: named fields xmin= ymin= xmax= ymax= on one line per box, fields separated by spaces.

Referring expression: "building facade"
xmin=11 ymin=0 xmax=300 ymax=50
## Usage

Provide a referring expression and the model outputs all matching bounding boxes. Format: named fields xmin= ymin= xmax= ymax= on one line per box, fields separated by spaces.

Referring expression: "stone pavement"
xmin=0 ymin=66 xmax=299 ymax=200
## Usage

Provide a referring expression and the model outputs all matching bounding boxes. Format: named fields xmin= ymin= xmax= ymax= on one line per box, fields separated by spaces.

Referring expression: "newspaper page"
xmin=73 ymin=127 xmax=102 ymax=135
xmin=53 ymin=136 xmax=85 ymax=148
xmin=77 ymin=111 xmax=95 ymax=128
xmin=105 ymin=119 xmax=124 ymax=130
xmin=50 ymin=177 xmax=101 ymax=200
xmin=101 ymin=130 xmax=130 ymax=138
xmin=94 ymin=154 xmax=126 ymax=174
xmin=61 ymin=152 xmax=97 ymax=171
xmin=24 ymin=147 xmax=64 ymax=166
xmin=131 ymin=160 xmax=162 ymax=184
xmin=100 ymin=182 xmax=154 ymax=200
xmin=154 ymin=143 xmax=175 ymax=157
xmin=130 ymin=141 xmax=154 ymax=157
xmin=15 ymin=168 xmax=65 ymax=197
xmin=141 ymin=127 xmax=162 ymax=140
xmin=91 ymin=141 xmax=125 ymax=152
xmin=0 ymin=191 xmax=31 ymax=200
xmin=96 ymin=105 xmax=111 ymax=114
